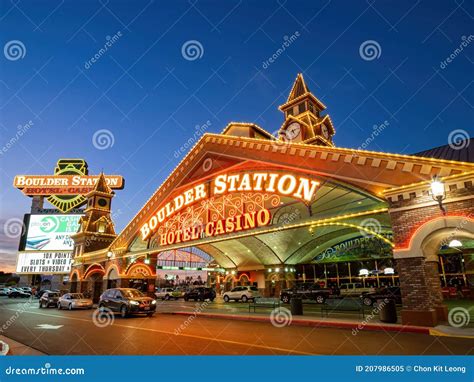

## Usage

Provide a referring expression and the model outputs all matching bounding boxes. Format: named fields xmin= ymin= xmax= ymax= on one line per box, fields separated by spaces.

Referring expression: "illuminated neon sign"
xmin=13 ymin=159 xmax=124 ymax=213
xmin=14 ymin=175 xmax=124 ymax=195
xmin=159 ymin=208 xmax=272 ymax=246
xmin=140 ymin=172 xmax=319 ymax=240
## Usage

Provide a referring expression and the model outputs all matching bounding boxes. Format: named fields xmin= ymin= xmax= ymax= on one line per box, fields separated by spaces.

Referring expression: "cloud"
xmin=0 ymin=250 xmax=16 ymax=273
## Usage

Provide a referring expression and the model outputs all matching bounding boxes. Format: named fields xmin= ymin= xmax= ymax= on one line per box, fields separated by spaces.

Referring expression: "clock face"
xmin=98 ymin=198 xmax=108 ymax=207
xmin=321 ymin=124 xmax=329 ymax=139
xmin=286 ymin=122 xmax=301 ymax=140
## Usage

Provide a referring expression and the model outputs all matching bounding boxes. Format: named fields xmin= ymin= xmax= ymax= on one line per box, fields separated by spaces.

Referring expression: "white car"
xmin=155 ymin=288 xmax=175 ymax=300
xmin=223 ymin=286 xmax=261 ymax=303
xmin=57 ymin=293 xmax=93 ymax=310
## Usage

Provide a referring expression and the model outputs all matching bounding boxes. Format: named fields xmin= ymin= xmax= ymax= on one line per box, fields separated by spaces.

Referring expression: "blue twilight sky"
xmin=0 ymin=0 xmax=473 ymax=271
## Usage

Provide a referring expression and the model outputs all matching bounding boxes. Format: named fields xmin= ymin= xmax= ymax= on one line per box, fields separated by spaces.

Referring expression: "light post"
xmin=430 ymin=176 xmax=446 ymax=215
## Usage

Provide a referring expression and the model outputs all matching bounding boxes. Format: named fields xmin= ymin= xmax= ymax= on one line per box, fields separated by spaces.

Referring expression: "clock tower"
xmin=278 ymin=73 xmax=335 ymax=146
xmin=71 ymin=172 xmax=117 ymax=256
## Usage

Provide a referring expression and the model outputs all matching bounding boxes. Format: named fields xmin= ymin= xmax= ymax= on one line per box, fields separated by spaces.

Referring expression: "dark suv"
xmin=98 ymin=288 xmax=156 ymax=318
xmin=184 ymin=287 xmax=216 ymax=302
xmin=39 ymin=291 xmax=60 ymax=308
xmin=280 ymin=283 xmax=333 ymax=304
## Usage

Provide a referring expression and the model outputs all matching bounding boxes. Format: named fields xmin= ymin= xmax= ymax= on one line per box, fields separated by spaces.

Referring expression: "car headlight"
xmin=151 ymin=300 xmax=156 ymax=304
xmin=130 ymin=300 xmax=139 ymax=305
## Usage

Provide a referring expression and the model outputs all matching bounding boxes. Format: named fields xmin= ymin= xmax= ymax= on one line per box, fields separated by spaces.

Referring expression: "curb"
xmin=429 ymin=328 xmax=474 ymax=339
xmin=163 ymin=311 xmax=431 ymax=335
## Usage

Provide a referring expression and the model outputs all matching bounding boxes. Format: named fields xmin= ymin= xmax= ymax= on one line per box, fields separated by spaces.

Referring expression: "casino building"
xmin=70 ymin=74 xmax=474 ymax=327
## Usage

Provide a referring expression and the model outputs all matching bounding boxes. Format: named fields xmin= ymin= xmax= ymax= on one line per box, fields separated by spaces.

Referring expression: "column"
xmin=396 ymin=256 xmax=439 ymax=327
xmin=425 ymin=260 xmax=448 ymax=321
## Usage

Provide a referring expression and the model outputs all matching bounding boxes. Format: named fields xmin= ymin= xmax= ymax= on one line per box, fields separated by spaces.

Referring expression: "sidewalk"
xmin=0 ymin=335 xmax=45 ymax=355
xmin=162 ymin=310 xmax=474 ymax=338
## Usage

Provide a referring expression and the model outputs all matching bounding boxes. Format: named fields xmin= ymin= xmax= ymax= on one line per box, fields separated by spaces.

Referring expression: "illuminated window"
xmin=97 ymin=221 xmax=106 ymax=233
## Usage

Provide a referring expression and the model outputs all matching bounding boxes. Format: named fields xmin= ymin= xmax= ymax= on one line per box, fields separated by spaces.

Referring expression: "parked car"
xmin=184 ymin=287 xmax=216 ymax=302
xmin=57 ymin=293 xmax=93 ymax=310
xmin=35 ymin=289 xmax=49 ymax=298
xmin=8 ymin=289 xmax=31 ymax=298
xmin=280 ymin=283 xmax=333 ymax=304
xmin=155 ymin=287 xmax=183 ymax=300
xmin=360 ymin=286 xmax=402 ymax=306
xmin=170 ymin=287 xmax=186 ymax=300
xmin=39 ymin=291 xmax=60 ymax=308
xmin=339 ymin=283 xmax=375 ymax=297
xmin=36 ymin=289 xmax=59 ymax=299
xmin=155 ymin=287 xmax=174 ymax=300
xmin=223 ymin=286 xmax=261 ymax=303
xmin=98 ymin=288 xmax=156 ymax=318
xmin=0 ymin=288 xmax=10 ymax=296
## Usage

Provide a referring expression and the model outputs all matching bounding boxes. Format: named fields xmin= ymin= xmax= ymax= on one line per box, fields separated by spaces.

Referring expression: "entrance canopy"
xmin=120 ymin=164 xmax=394 ymax=269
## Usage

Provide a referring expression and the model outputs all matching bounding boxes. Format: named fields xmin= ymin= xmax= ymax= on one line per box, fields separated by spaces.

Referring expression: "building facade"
xmin=70 ymin=74 xmax=474 ymax=327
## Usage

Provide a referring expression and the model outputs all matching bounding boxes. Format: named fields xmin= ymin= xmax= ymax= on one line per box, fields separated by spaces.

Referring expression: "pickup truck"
xmin=280 ymin=283 xmax=333 ymax=304
xmin=339 ymin=283 xmax=375 ymax=298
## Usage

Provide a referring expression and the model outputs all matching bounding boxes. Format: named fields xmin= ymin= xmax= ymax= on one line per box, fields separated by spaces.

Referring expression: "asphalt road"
xmin=0 ymin=297 xmax=472 ymax=355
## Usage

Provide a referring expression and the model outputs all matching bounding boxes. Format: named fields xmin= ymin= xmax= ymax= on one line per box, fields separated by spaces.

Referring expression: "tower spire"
xmin=277 ymin=73 xmax=335 ymax=146
xmin=92 ymin=171 xmax=113 ymax=195
xmin=286 ymin=73 xmax=309 ymax=103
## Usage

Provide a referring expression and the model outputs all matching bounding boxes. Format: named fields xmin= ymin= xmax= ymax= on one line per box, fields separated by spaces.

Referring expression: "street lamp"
xmin=430 ymin=176 xmax=446 ymax=214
